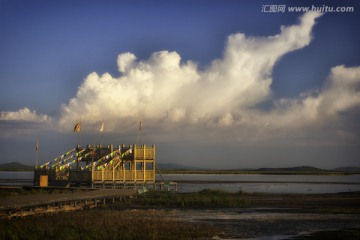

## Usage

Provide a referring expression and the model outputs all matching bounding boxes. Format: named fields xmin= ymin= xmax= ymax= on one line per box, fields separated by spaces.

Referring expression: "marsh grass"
xmin=0 ymin=189 xmax=233 ymax=239
xmin=0 ymin=208 xmax=218 ymax=240
xmin=119 ymin=189 xmax=249 ymax=208
xmin=0 ymin=187 xmax=83 ymax=198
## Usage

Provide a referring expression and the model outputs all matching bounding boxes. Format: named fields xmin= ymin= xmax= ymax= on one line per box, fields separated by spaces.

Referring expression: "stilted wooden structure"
xmin=34 ymin=144 xmax=156 ymax=188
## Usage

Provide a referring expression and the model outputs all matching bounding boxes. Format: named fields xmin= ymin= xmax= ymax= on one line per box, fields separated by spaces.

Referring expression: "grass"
xmin=0 ymin=187 xmax=84 ymax=198
xmin=1 ymin=189 xmax=359 ymax=239
xmin=0 ymin=208 xmax=219 ymax=240
xmin=0 ymin=188 xmax=247 ymax=239
xmin=118 ymin=189 xmax=249 ymax=208
xmin=1 ymin=187 xmax=249 ymax=208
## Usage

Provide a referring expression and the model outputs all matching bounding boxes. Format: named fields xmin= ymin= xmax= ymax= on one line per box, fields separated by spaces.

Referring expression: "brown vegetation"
xmin=0 ymin=208 xmax=218 ymax=240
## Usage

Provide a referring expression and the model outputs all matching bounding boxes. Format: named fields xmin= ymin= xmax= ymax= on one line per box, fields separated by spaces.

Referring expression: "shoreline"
xmin=110 ymin=191 xmax=360 ymax=239
xmin=1 ymin=189 xmax=359 ymax=239
xmin=1 ymin=178 xmax=360 ymax=185
xmin=1 ymin=169 xmax=360 ymax=175
xmin=174 ymin=180 xmax=360 ymax=185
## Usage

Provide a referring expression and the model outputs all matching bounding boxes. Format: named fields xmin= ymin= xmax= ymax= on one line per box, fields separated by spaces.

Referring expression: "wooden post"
xmin=102 ymin=168 xmax=104 ymax=182
xmin=134 ymin=144 xmax=137 ymax=183
xmin=91 ymin=166 xmax=94 ymax=188
xmin=76 ymin=145 xmax=79 ymax=170
xmin=112 ymin=163 xmax=115 ymax=183
xmin=123 ymin=161 xmax=125 ymax=183
xmin=143 ymin=145 xmax=146 ymax=182
xmin=134 ymin=160 xmax=136 ymax=182
xmin=153 ymin=145 xmax=156 ymax=183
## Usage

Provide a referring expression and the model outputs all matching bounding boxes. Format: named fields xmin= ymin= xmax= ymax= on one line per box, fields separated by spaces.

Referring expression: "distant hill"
xmin=332 ymin=166 xmax=360 ymax=173
xmin=1 ymin=161 xmax=358 ymax=173
xmin=157 ymin=164 xmax=329 ymax=172
xmin=0 ymin=162 xmax=33 ymax=171
xmin=256 ymin=166 xmax=324 ymax=172
xmin=158 ymin=164 xmax=360 ymax=174
xmin=157 ymin=163 xmax=200 ymax=170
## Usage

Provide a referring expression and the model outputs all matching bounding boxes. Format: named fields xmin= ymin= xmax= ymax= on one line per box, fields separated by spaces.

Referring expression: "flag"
xmin=35 ymin=139 xmax=38 ymax=152
xmin=121 ymin=148 xmax=132 ymax=158
xmin=100 ymin=121 xmax=104 ymax=132
xmin=139 ymin=121 xmax=142 ymax=131
xmin=74 ymin=122 xmax=81 ymax=132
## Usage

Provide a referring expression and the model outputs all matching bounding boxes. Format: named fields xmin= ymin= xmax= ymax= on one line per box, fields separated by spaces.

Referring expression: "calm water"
xmin=158 ymin=173 xmax=360 ymax=194
xmin=1 ymin=171 xmax=360 ymax=194
xmin=0 ymin=171 xmax=34 ymax=179
xmin=157 ymin=173 xmax=360 ymax=183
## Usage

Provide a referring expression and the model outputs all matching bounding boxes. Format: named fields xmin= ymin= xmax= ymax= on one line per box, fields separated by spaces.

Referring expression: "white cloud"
xmin=268 ymin=65 xmax=360 ymax=128
xmin=0 ymin=107 xmax=52 ymax=139
xmin=117 ymin=52 xmax=137 ymax=73
xmin=31 ymin=11 xmax=355 ymax=146
xmin=0 ymin=107 xmax=51 ymax=123
xmin=59 ymin=12 xmax=326 ymax=133
xmin=317 ymin=65 xmax=360 ymax=116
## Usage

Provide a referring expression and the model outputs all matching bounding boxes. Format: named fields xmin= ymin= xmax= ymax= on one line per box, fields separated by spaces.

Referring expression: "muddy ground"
xmin=110 ymin=191 xmax=360 ymax=239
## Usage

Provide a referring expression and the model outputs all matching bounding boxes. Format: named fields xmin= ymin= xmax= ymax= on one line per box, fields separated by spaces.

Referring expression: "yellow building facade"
xmin=34 ymin=144 xmax=156 ymax=188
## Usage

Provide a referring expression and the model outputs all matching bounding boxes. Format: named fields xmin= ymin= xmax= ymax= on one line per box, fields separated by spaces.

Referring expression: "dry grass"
xmin=0 ymin=187 xmax=83 ymax=198
xmin=118 ymin=189 xmax=249 ymax=208
xmin=0 ymin=208 xmax=219 ymax=240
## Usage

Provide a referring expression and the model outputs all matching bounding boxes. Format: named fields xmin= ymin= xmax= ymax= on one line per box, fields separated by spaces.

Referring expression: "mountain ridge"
xmin=0 ymin=162 xmax=33 ymax=171
xmin=157 ymin=163 xmax=360 ymax=173
xmin=1 ymin=162 xmax=359 ymax=173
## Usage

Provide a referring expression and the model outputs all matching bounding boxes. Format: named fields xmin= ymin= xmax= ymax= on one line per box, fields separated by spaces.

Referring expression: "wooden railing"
xmin=134 ymin=145 xmax=156 ymax=159
xmin=92 ymin=170 xmax=155 ymax=182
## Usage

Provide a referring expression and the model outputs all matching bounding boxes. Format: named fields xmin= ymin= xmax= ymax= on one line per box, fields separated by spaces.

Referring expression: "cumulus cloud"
xmin=0 ymin=107 xmax=51 ymax=123
xmin=267 ymin=65 xmax=360 ymax=127
xmin=0 ymin=107 xmax=52 ymax=139
xmin=55 ymin=12 xmax=360 ymax=144
xmin=317 ymin=65 xmax=360 ymax=116
xmin=58 ymin=13 xmax=320 ymax=127
xmin=2 ymin=11 xmax=359 ymax=146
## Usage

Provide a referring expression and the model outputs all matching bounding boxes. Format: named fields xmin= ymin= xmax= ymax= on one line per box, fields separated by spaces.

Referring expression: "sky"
xmin=0 ymin=0 xmax=360 ymax=169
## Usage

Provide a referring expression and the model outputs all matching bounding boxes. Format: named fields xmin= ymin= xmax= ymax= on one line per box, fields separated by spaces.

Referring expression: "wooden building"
xmin=34 ymin=144 xmax=156 ymax=188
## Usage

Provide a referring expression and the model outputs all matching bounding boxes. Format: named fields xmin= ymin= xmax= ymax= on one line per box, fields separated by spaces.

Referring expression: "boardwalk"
xmin=0 ymin=188 xmax=136 ymax=218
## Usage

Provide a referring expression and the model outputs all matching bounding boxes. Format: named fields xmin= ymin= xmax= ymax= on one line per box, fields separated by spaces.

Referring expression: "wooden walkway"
xmin=0 ymin=188 xmax=136 ymax=218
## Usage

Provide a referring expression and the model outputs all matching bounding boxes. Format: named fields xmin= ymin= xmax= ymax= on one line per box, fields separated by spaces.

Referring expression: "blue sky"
xmin=1 ymin=0 xmax=360 ymax=169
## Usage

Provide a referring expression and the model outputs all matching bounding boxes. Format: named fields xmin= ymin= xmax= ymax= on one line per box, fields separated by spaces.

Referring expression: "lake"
xmin=157 ymin=173 xmax=360 ymax=194
xmin=1 ymin=171 xmax=360 ymax=194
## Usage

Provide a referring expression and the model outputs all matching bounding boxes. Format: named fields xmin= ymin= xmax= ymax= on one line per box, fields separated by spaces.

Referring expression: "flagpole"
xmin=101 ymin=132 xmax=104 ymax=146
xmin=136 ymin=121 xmax=142 ymax=145
xmin=100 ymin=120 xmax=104 ymax=146
xmin=79 ymin=118 xmax=82 ymax=148
xmin=74 ymin=120 xmax=81 ymax=149
xmin=35 ymin=139 xmax=39 ymax=168
xmin=78 ymin=118 xmax=81 ymax=170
